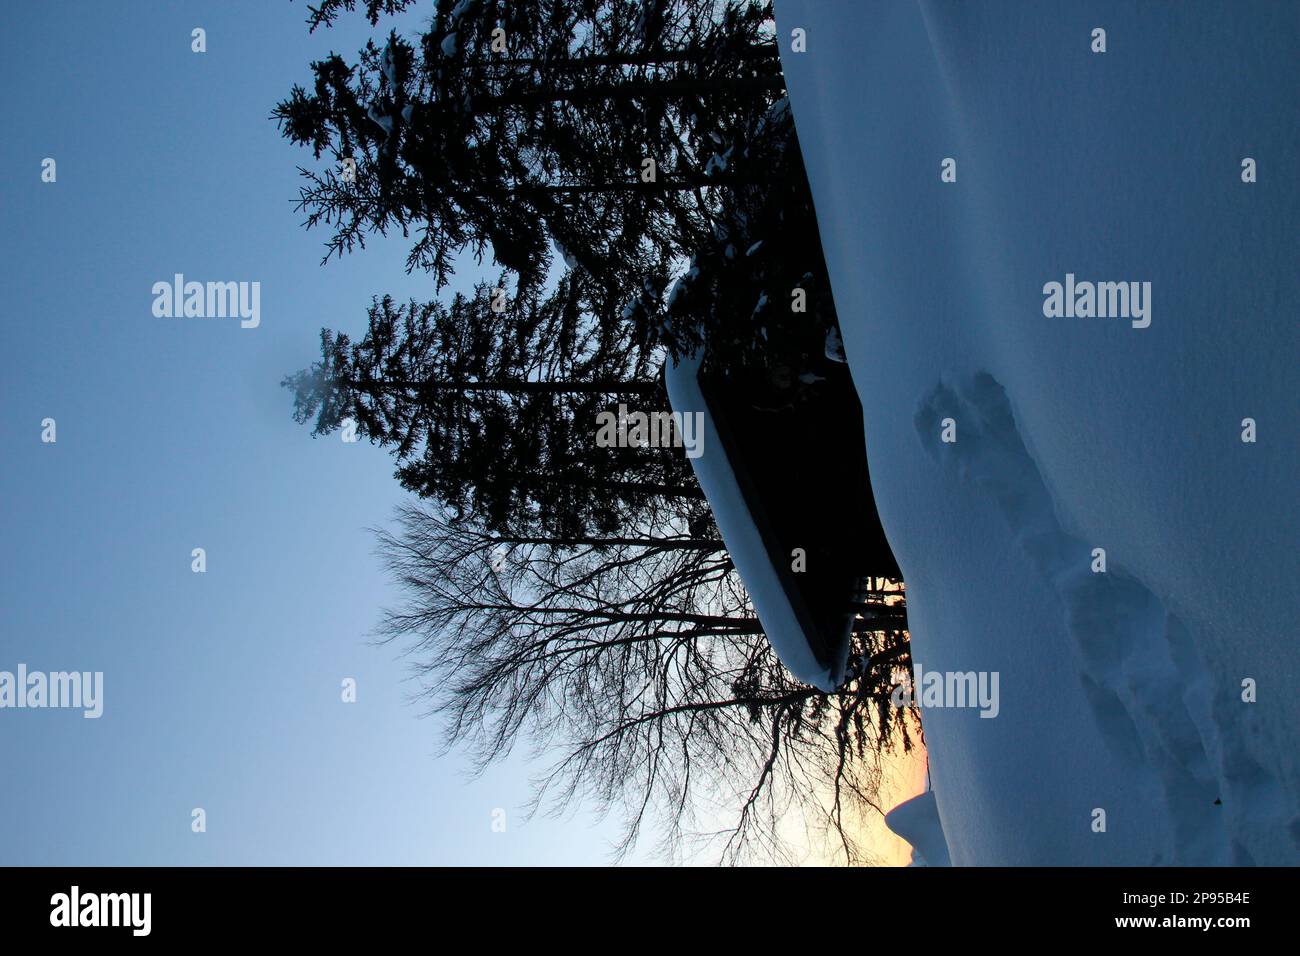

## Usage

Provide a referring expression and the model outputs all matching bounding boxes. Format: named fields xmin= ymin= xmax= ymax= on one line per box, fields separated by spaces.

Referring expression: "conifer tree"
xmin=284 ymin=275 xmax=701 ymax=537
xmin=276 ymin=0 xmax=785 ymax=356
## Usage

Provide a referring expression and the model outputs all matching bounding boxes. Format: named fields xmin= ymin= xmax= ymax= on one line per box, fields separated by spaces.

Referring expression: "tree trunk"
xmin=463 ymin=75 xmax=786 ymax=112
xmin=590 ymin=479 xmax=705 ymax=500
xmin=486 ymin=45 xmax=778 ymax=71
xmin=345 ymin=377 xmax=662 ymax=397
xmin=484 ymin=534 xmax=724 ymax=550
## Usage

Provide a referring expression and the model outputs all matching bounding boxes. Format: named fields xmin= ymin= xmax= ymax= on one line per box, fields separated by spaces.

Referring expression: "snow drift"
xmin=776 ymin=0 xmax=1300 ymax=864
xmin=885 ymin=791 xmax=951 ymax=867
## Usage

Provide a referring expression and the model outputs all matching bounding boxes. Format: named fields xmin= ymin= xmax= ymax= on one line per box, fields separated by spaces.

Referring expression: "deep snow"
xmin=777 ymin=0 xmax=1299 ymax=865
xmin=885 ymin=790 xmax=950 ymax=867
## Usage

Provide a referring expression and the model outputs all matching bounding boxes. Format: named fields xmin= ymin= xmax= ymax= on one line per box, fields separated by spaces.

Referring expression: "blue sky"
xmin=0 ymin=0 xmax=648 ymax=865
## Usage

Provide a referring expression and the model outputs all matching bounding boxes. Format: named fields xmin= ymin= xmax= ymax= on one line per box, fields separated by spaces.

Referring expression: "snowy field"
xmin=777 ymin=0 xmax=1299 ymax=865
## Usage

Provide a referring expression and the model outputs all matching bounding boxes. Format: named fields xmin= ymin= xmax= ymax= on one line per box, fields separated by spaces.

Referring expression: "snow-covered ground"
xmin=886 ymin=791 xmax=950 ymax=867
xmin=777 ymin=0 xmax=1299 ymax=865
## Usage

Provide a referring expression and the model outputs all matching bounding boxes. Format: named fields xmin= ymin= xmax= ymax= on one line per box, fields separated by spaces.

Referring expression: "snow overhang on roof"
xmin=663 ymin=350 xmax=846 ymax=692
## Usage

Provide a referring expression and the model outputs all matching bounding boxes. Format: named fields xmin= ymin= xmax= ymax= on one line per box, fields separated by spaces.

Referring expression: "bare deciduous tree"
xmin=375 ymin=502 xmax=918 ymax=864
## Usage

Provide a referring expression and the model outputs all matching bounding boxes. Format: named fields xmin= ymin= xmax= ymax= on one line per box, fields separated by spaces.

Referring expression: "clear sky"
xmin=0 ymin=0 xmax=650 ymax=865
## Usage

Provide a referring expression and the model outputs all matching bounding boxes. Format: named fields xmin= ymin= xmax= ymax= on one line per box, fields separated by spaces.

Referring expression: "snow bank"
xmin=778 ymin=0 xmax=1299 ymax=864
xmin=884 ymin=791 xmax=950 ymax=867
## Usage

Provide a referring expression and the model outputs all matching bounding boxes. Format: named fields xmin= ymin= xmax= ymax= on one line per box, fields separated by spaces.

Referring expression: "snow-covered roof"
xmin=664 ymin=350 xmax=844 ymax=692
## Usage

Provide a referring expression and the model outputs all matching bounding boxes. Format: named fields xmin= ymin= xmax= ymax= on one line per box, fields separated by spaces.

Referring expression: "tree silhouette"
xmin=284 ymin=275 xmax=703 ymax=537
xmin=281 ymin=0 xmax=916 ymax=864
xmin=275 ymin=0 xmax=788 ymax=357
xmin=376 ymin=503 xmax=917 ymax=864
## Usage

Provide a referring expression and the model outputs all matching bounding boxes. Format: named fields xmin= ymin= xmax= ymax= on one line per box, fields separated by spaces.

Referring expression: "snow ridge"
xmin=915 ymin=373 xmax=1293 ymax=865
xmin=884 ymin=791 xmax=951 ymax=867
